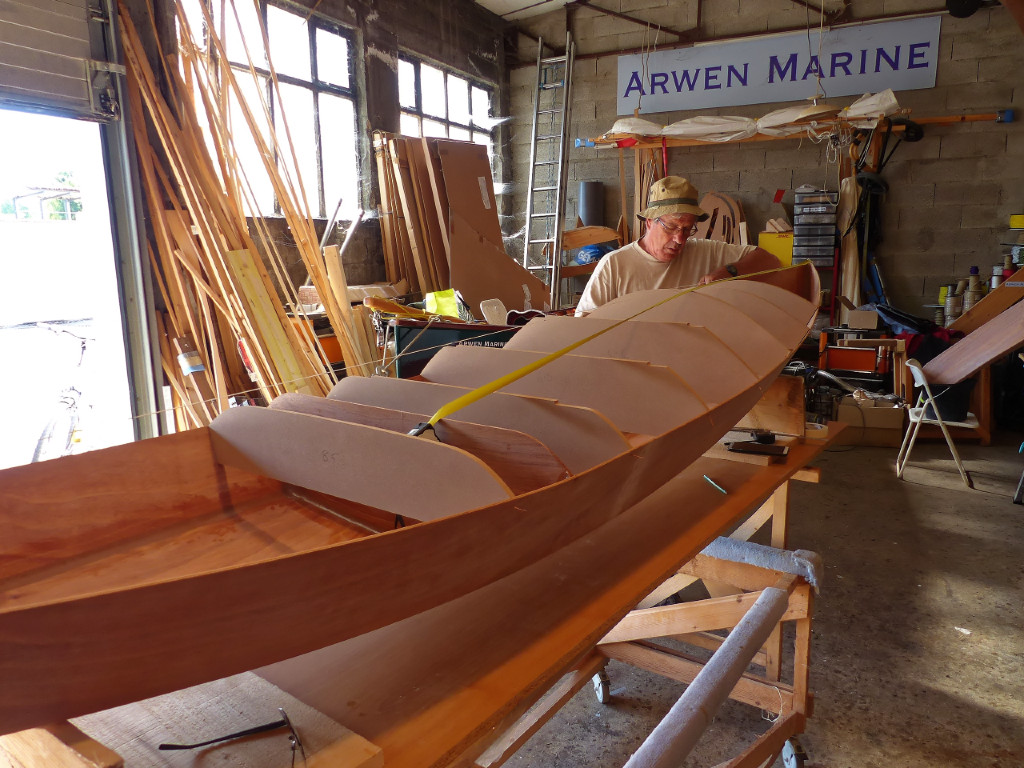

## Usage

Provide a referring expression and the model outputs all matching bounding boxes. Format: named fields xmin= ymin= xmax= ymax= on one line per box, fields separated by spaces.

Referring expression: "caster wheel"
xmin=592 ymin=669 xmax=611 ymax=704
xmin=782 ymin=737 xmax=807 ymax=768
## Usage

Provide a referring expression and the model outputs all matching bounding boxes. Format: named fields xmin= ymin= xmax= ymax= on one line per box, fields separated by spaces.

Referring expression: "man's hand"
xmin=698 ymin=265 xmax=733 ymax=285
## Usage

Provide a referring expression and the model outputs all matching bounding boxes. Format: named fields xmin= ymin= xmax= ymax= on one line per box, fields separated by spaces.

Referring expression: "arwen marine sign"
xmin=617 ymin=16 xmax=941 ymax=115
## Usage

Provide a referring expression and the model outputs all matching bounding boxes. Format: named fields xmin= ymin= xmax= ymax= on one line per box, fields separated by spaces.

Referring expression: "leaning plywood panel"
xmin=269 ymin=393 xmax=569 ymax=494
xmin=449 ymin=212 xmax=549 ymax=316
xmin=210 ymin=407 xmax=513 ymax=518
xmin=436 ymin=140 xmax=504 ymax=250
xmin=328 ymin=376 xmax=630 ymax=474
xmin=420 ymin=345 xmax=706 ymax=436
xmin=923 ymin=299 xmax=1024 ymax=385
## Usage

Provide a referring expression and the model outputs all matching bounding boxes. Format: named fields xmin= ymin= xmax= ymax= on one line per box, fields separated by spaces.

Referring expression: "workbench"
xmin=2 ymin=427 xmax=840 ymax=768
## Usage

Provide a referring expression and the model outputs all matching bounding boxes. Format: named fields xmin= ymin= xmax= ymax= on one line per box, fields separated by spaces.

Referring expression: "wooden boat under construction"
xmin=0 ymin=264 xmax=819 ymax=748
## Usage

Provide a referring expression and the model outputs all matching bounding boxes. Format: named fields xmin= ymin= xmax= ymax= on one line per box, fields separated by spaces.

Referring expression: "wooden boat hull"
xmin=0 ymin=267 xmax=818 ymax=735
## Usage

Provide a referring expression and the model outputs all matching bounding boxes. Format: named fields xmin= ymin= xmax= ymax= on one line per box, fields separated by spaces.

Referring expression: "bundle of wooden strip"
xmin=374 ymin=133 xmax=453 ymax=296
xmin=119 ymin=1 xmax=380 ymax=428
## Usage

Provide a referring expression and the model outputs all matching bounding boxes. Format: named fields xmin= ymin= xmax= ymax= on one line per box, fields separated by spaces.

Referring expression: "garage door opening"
xmin=0 ymin=107 xmax=134 ymax=469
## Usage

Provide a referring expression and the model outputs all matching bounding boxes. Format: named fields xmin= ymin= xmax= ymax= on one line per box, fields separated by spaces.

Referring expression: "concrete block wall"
xmin=507 ymin=1 xmax=1024 ymax=316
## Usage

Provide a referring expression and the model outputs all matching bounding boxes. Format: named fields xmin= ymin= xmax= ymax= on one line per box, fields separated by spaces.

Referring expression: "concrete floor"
xmin=510 ymin=434 xmax=1024 ymax=768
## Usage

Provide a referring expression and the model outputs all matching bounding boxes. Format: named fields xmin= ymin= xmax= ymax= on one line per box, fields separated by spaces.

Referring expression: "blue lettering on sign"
xmin=623 ymin=70 xmax=645 ymax=97
xmin=801 ymin=55 xmax=823 ymax=80
xmin=768 ymin=53 xmax=799 ymax=82
xmin=651 ymin=72 xmax=670 ymax=94
xmin=673 ymin=70 xmax=700 ymax=91
xmin=908 ymin=41 xmax=930 ymax=69
xmin=727 ymin=63 xmax=749 ymax=87
xmin=830 ymin=51 xmax=853 ymax=77
xmin=875 ymin=46 xmax=900 ymax=72
xmin=704 ymin=65 xmax=722 ymax=90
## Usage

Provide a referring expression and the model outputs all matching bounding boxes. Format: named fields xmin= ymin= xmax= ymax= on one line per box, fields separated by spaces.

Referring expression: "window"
xmin=182 ymin=1 xmax=359 ymax=219
xmin=398 ymin=57 xmax=495 ymax=152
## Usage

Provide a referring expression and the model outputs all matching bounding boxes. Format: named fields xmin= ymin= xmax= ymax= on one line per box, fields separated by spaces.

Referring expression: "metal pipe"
xmin=621 ymin=584 xmax=791 ymax=768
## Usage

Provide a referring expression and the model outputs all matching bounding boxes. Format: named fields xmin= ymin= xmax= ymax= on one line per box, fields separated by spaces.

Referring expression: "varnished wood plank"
xmin=0 ymin=724 xmax=121 ymax=768
xmin=923 ymin=299 xmax=1024 ymax=385
xmin=949 ymin=266 xmax=1024 ymax=334
xmin=0 ymin=429 xmax=279 ymax=586
xmin=735 ymin=375 xmax=806 ymax=436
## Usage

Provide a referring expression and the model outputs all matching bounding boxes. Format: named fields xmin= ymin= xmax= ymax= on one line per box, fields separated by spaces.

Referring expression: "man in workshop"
xmin=574 ymin=176 xmax=780 ymax=315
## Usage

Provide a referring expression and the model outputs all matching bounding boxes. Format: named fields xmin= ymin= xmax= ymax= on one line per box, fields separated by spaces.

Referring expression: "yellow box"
xmin=757 ymin=232 xmax=794 ymax=266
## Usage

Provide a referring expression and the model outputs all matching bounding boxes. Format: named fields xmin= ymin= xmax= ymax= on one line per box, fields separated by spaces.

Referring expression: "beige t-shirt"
xmin=574 ymin=239 xmax=757 ymax=315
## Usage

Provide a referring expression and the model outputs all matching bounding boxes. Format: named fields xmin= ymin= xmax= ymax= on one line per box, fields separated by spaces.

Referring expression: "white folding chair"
xmin=895 ymin=358 xmax=977 ymax=488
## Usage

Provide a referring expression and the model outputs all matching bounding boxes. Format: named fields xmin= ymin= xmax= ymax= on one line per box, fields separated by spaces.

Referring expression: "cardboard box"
xmin=757 ymin=232 xmax=794 ymax=266
xmin=834 ymin=396 xmax=905 ymax=447
xmin=847 ymin=309 xmax=879 ymax=330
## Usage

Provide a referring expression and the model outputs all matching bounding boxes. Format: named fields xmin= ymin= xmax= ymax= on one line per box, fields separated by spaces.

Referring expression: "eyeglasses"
xmin=654 ymin=218 xmax=699 ymax=237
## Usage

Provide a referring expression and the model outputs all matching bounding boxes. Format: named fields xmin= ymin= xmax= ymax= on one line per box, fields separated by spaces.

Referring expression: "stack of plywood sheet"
xmin=375 ymin=133 xmax=548 ymax=317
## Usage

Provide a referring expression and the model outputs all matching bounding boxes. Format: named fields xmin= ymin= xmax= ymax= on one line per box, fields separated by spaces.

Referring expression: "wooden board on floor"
xmin=75 ymin=671 xmax=381 ymax=768
xmin=328 ymin=376 xmax=630 ymax=475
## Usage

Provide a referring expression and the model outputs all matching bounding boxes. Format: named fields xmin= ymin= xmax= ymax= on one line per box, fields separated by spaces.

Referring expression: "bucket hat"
xmin=638 ymin=176 xmax=709 ymax=222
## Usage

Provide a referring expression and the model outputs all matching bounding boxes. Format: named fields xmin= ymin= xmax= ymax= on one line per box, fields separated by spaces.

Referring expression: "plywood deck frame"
xmin=0 ymin=266 xmax=819 ymax=740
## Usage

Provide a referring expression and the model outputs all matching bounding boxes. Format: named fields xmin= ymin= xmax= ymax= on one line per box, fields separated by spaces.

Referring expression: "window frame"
xmin=214 ymin=1 xmax=359 ymax=218
xmin=397 ymin=54 xmax=495 ymax=148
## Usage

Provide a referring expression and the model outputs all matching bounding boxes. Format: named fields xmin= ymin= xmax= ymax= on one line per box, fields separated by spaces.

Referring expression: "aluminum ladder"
xmin=521 ymin=33 xmax=575 ymax=309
